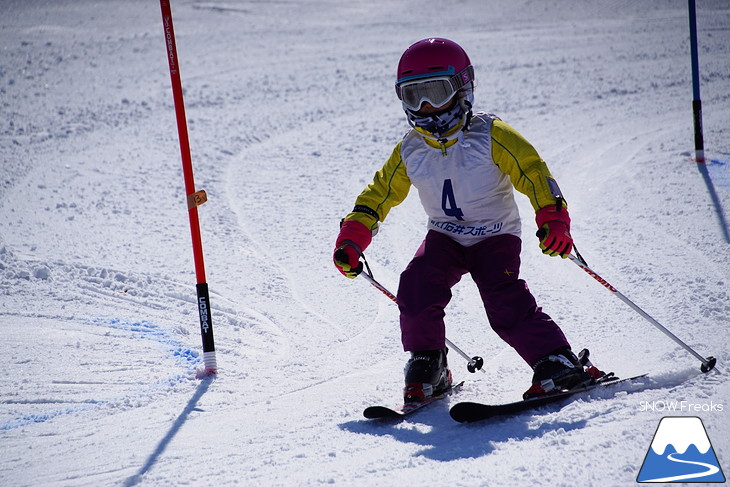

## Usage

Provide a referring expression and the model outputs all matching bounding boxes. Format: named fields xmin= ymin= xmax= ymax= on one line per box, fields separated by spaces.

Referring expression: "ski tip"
xmin=364 ymin=381 xmax=466 ymax=420
xmin=449 ymin=402 xmax=484 ymax=423
xmin=363 ymin=406 xmax=402 ymax=420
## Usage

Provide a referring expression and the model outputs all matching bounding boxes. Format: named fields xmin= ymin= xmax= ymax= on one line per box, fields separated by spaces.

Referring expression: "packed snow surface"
xmin=1 ymin=1 xmax=729 ymax=486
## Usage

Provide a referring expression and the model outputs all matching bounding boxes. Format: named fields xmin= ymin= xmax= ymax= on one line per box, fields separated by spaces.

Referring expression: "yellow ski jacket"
xmin=344 ymin=113 xmax=564 ymax=246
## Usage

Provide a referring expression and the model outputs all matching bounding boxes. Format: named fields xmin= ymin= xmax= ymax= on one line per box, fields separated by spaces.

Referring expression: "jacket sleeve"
xmin=343 ymin=141 xmax=412 ymax=231
xmin=490 ymin=120 xmax=565 ymax=211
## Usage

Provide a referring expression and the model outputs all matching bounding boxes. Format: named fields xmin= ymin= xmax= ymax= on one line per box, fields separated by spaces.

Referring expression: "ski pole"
xmin=358 ymin=267 xmax=486 ymax=374
xmin=567 ymin=250 xmax=716 ymax=373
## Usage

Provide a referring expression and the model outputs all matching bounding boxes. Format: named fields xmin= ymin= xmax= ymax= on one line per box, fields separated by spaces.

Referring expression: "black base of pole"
xmin=196 ymin=283 xmax=215 ymax=352
xmin=196 ymin=282 xmax=217 ymax=373
xmin=692 ymin=99 xmax=705 ymax=163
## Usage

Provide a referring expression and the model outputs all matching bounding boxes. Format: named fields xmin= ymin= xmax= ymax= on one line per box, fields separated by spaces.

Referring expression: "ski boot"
xmin=403 ymin=348 xmax=452 ymax=403
xmin=523 ymin=347 xmax=594 ymax=400
xmin=577 ymin=348 xmax=611 ymax=381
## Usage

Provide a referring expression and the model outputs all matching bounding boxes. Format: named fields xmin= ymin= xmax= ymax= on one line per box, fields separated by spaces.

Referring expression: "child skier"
xmin=333 ymin=38 xmax=591 ymax=402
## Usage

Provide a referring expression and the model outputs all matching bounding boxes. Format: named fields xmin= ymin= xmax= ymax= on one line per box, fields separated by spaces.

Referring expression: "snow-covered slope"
xmin=1 ymin=1 xmax=728 ymax=486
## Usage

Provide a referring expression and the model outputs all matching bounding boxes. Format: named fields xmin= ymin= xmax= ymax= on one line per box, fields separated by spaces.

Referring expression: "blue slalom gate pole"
xmin=688 ymin=0 xmax=705 ymax=163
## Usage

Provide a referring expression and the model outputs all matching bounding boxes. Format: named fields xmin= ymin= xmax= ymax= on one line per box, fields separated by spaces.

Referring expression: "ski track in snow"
xmin=1 ymin=0 xmax=729 ymax=486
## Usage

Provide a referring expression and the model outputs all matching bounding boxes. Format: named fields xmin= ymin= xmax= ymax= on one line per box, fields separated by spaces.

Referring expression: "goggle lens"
xmin=399 ymin=78 xmax=455 ymax=111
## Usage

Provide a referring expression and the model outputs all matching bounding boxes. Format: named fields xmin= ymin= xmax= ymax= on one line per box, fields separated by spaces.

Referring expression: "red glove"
xmin=333 ymin=220 xmax=372 ymax=278
xmin=536 ymin=205 xmax=573 ymax=258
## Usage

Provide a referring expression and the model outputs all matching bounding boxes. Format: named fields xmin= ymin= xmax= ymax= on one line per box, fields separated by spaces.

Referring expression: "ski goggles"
xmin=396 ymin=65 xmax=474 ymax=111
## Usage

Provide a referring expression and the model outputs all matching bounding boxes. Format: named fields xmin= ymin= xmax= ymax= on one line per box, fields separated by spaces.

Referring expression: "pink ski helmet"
xmin=395 ymin=38 xmax=475 ymax=112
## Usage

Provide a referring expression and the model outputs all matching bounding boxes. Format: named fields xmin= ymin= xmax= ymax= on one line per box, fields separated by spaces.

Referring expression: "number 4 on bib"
xmin=441 ymin=179 xmax=464 ymax=221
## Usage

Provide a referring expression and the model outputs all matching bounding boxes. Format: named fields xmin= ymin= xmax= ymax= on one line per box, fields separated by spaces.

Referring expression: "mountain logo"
xmin=637 ymin=416 xmax=726 ymax=483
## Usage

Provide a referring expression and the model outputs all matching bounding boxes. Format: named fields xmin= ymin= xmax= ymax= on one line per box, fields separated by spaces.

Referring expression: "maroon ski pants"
xmin=397 ymin=231 xmax=570 ymax=367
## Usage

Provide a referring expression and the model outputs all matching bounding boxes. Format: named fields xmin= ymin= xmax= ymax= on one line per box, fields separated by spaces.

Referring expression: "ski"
xmin=449 ymin=373 xmax=647 ymax=423
xmin=364 ymin=381 xmax=464 ymax=420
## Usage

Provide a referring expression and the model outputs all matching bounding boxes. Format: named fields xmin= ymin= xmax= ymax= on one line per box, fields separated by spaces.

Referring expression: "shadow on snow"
xmin=695 ymin=152 xmax=730 ymax=244
xmin=339 ymin=397 xmax=588 ymax=462
xmin=338 ymin=370 xmax=705 ymax=462
xmin=123 ymin=375 xmax=215 ymax=487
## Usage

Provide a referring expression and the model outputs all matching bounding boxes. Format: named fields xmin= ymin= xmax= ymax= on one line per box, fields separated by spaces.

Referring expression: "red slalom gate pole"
xmin=160 ymin=0 xmax=217 ymax=374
